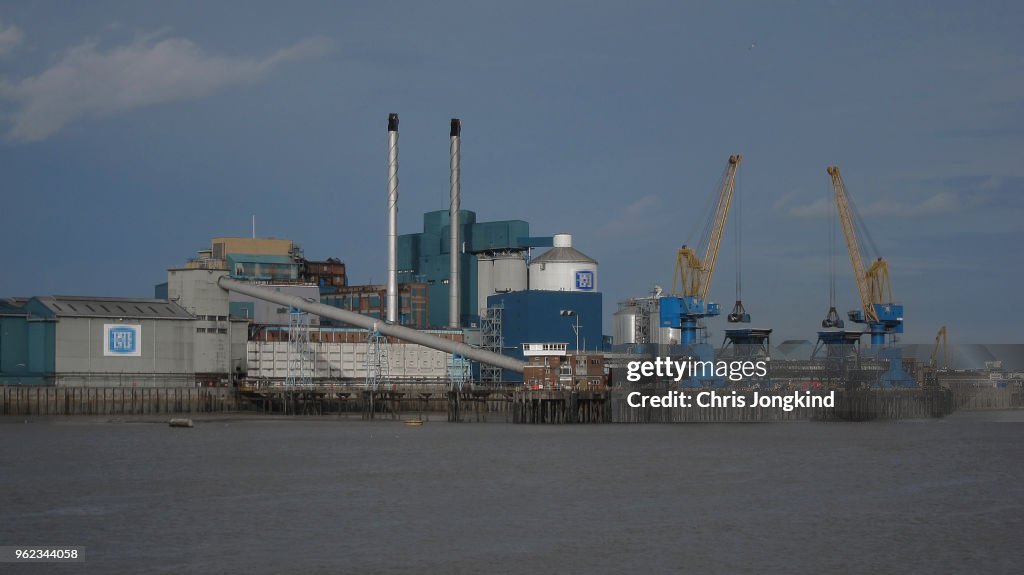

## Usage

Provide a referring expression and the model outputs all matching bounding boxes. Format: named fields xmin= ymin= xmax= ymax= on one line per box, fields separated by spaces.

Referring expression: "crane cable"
xmin=845 ymin=182 xmax=881 ymax=261
xmin=685 ymin=162 xmax=726 ymax=252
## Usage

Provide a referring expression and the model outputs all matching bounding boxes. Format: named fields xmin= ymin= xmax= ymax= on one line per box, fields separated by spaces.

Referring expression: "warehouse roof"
xmin=0 ymin=298 xmax=29 ymax=316
xmin=30 ymin=296 xmax=194 ymax=319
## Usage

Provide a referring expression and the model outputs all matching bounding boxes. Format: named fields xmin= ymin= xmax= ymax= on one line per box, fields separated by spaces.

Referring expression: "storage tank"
xmin=493 ymin=252 xmax=528 ymax=292
xmin=613 ymin=303 xmax=639 ymax=346
xmin=476 ymin=251 xmax=528 ymax=317
xmin=615 ymin=294 xmax=679 ymax=346
xmin=528 ymin=234 xmax=598 ymax=292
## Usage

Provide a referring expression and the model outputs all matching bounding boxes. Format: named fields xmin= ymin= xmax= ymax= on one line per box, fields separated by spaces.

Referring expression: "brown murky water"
xmin=2 ymin=411 xmax=1022 ymax=574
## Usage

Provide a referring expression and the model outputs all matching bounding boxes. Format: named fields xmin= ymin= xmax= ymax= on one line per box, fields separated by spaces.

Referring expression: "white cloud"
xmin=0 ymin=34 xmax=333 ymax=142
xmin=0 ymin=20 xmax=23 ymax=57
xmin=623 ymin=193 xmax=660 ymax=217
xmin=787 ymin=197 xmax=832 ymax=218
xmin=781 ymin=192 xmax=957 ymax=219
xmin=856 ymin=191 xmax=958 ymax=217
xmin=599 ymin=193 xmax=663 ymax=236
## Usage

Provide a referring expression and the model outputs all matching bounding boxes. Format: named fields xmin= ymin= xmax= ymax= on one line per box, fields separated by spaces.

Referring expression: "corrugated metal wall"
xmin=246 ymin=341 xmax=450 ymax=381
xmin=54 ymin=317 xmax=193 ymax=374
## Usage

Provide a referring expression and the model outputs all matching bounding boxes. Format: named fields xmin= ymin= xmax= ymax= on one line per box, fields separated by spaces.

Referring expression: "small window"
xmin=196 ymin=327 xmax=206 ymax=333
xmin=217 ymin=328 xmax=227 ymax=334
xmin=218 ymin=315 xmax=227 ymax=321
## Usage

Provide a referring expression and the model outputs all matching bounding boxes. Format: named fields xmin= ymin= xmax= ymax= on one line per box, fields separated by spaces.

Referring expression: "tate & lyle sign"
xmin=575 ymin=270 xmax=595 ymax=291
xmin=104 ymin=324 xmax=142 ymax=357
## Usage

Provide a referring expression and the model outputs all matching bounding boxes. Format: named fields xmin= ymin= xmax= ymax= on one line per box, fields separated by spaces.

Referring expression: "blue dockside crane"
xmin=827 ymin=166 xmax=913 ymax=387
xmin=660 ymin=155 xmax=742 ymax=346
xmin=827 ymin=166 xmax=904 ymax=347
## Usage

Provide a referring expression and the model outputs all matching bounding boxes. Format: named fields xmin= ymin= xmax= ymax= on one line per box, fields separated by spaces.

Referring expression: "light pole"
xmin=559 ymin=310 xmax=582 ymax=352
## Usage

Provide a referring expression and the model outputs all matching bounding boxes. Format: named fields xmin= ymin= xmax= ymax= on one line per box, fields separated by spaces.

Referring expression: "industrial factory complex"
xmin=1 ymin=114 xmax=1021 ymax=415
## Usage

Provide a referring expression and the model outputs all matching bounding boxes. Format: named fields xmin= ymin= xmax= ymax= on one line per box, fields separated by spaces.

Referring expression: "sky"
xmin=0 ymin=1 xmax=1021 ymax=344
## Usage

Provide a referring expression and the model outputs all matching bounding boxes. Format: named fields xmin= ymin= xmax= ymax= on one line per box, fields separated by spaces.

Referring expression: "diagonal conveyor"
xmin=218 ymin=276 xmax=526 ymax=374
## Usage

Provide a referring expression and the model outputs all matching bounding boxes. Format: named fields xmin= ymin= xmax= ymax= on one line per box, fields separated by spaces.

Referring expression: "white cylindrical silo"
xmin=613 ymin=304 xmax=639 ymax=346
xmin=527 ymin=234 xmax=598 ymax=292
xmin=476 ymin=254 xmax=495 ymax=319
xmin=492 ymin=252 xmax=527 ymax=292
xmin=476 ymin=251 xmax=527 ymax=318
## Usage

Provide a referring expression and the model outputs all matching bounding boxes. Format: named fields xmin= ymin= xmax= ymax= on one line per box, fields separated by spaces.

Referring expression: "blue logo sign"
xmin=575 ymin=270 xmax=595 ymax=291
xmin=108 ymin=326 xmax=137 ymax=354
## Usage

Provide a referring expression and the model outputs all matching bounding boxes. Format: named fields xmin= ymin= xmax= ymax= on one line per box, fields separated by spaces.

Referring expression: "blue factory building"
xmin=487 ymin=290 xmax=603 ymax=381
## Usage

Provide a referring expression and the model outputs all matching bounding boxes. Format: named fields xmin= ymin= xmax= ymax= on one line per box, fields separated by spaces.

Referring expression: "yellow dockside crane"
xmin=666 ymin=154 xmax=742 ymax=345
xmin=826 ymin=166 xmax=914 ymax=387
xmin=827 ymin=166 xmax=904 ymax=348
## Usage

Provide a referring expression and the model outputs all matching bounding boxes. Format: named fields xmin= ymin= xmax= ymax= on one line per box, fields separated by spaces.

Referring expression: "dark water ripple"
xmin=1 ymin=411 xmax=1022 ymax=574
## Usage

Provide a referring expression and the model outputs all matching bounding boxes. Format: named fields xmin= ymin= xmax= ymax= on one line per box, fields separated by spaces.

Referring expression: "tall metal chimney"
xmin=386 ymin=113 xmax=399 ymax=323
xmin=448 ymin=118 xmax=461 ymax=328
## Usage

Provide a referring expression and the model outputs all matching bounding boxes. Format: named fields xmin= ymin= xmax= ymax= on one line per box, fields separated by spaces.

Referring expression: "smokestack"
xmin=448 ymin=118 xmax=461 ymax=328
xmin=386 ymin=113 xmax=399 ymax=324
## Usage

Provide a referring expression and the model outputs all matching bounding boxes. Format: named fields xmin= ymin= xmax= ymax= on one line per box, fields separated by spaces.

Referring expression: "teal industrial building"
xmin=397 ymin=209 xmax=540 ymax=328
xmin=0 ymin=298 xmax=52 ymax=385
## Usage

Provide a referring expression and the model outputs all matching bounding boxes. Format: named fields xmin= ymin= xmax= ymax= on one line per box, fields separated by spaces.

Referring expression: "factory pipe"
xmin=217 ymin=277 xmax=527 ymax=373
xmin=386 ymin=113 xmax=399 ymax=323
xmin=448 ymin=118 xmax=461 ymax=328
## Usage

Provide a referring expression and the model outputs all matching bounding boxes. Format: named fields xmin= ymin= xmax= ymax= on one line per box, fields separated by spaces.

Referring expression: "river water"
xmin=2 ymin=411 xmax=1022 ymax=574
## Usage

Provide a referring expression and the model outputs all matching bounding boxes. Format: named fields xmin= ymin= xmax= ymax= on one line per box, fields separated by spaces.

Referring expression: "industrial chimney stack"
xmin=386 ymin=113 xmax=399 ymax=324
xmin=448 ymin=118 xmax=462 ymax=328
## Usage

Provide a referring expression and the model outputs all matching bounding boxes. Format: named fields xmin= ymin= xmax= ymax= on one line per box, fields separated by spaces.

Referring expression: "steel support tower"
xmin=480 ymin=302 xmax=504 ymax=383
xmin=365 ymin=327 xmax=390 ymax=391
xmin=286 ymin=306 xmax=312 ymax=386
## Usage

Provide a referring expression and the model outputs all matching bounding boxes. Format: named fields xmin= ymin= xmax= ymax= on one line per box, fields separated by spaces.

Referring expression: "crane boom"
xmin=700 ymin=154 xmax=742 ymax=299
xmin=673 ymin=154 xmax=742 ymax=299
xmin=828 ymin=165 xmax=876 ymax=322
